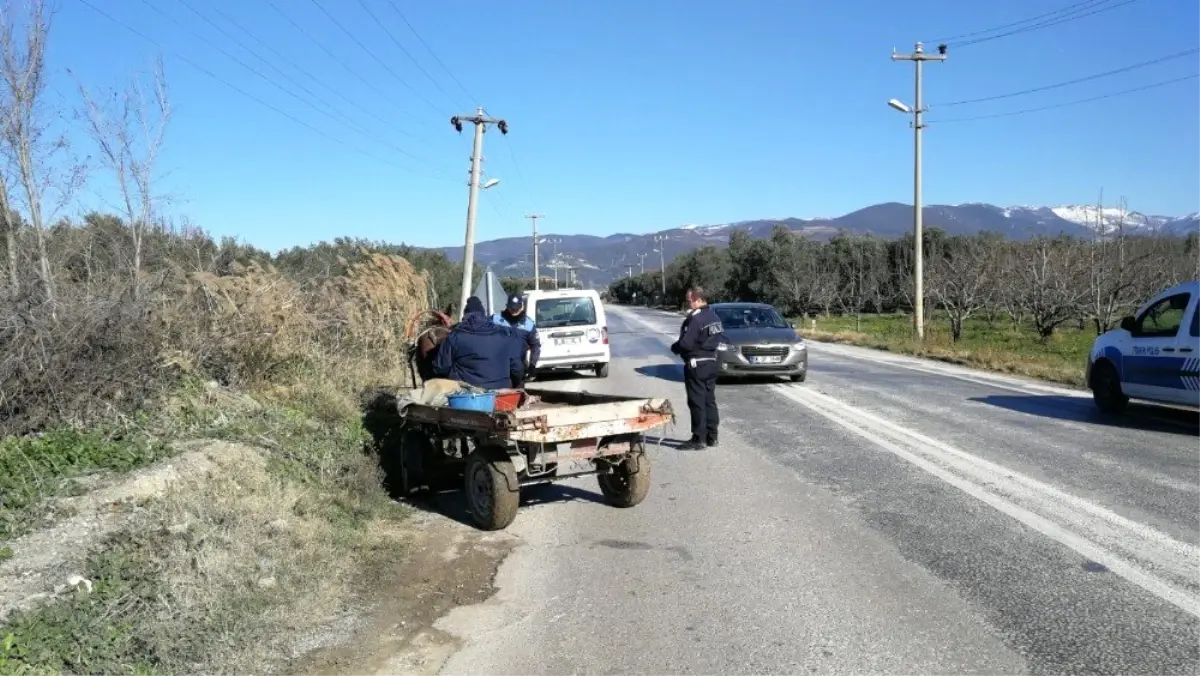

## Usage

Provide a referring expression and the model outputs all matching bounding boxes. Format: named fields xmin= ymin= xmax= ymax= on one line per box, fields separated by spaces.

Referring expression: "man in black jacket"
xmin=670 ymin=286 xmax=725 ymax=450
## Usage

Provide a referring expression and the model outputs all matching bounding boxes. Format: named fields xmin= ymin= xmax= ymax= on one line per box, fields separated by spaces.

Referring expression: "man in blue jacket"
xmin=492 ymin=294 xmax=541 ymax=379
xmin=434 ymin=296 xmax=523 ymax=390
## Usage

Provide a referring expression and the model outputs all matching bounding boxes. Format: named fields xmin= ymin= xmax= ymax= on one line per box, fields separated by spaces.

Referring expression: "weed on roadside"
xmin=0 ymin=429 xmax=172 ymax=540
xmin=798 ymin=312 xmax=1092 ymax=387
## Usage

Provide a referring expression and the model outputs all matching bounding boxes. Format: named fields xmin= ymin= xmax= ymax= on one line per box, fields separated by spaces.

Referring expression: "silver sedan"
xmin=711 ymin=302 xmax=809 ymax=383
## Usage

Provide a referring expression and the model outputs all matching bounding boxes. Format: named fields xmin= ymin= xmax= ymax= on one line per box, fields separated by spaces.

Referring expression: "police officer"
xmin=492 ymin=294 xmax=541 ymax=380
xmin=670 ymin=286 xmax=725 ymax=450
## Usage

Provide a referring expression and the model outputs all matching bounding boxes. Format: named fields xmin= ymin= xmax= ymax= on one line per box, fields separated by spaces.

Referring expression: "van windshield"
xmin=535 ymin=296 xmax=597 ymax=328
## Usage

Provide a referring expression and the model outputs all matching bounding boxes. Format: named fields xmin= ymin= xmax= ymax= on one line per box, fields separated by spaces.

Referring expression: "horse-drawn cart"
xmin=394 ymin=388 xmax=674 ymax=530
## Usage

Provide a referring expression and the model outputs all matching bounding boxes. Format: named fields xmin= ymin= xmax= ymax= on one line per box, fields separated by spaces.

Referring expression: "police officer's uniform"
xmin=671 ymin=304 xmax=725 ymax=450
xmin=492 ymin=295 xmax=542 ymax=379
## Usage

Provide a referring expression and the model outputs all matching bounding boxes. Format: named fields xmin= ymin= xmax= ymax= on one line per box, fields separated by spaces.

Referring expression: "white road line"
xmin=771 ymin=383 xmax=1200 ymax=618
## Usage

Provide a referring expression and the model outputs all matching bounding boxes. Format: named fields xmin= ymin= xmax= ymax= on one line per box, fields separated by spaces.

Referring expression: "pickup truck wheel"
xmin=1091 ymin=361 xmax=1128 ymax=415
xmin=464 ymin=449 xmax=520 ymax=531
xmin=597 ymin=445 xmax=650 ymax=508
xmin=594 ymin=363 xmax=609 ymax=378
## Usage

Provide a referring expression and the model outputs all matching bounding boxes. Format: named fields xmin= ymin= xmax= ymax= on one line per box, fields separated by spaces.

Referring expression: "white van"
xmin=1086 ymin=279 xmax=1200 ymax=414
xmin=523 ymin=288 xmax=611 ymax=378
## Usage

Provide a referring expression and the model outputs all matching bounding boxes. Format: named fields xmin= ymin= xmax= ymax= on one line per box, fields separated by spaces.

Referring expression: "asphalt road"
xmin=435 ymin=304 xmax=1200 ymax=675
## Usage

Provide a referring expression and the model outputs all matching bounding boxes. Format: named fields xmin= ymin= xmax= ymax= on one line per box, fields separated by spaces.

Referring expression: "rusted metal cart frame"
xmin=397 ymin=388 xmax=674 ymax=530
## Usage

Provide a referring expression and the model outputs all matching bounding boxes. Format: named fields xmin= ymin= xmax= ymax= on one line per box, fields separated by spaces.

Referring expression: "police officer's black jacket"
xmin=670 ymin=305 xmax=725 ymax=359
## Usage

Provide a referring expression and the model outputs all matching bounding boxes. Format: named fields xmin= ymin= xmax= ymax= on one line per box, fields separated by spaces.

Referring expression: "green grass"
xmin=0 ymin=428 xmax=173 ymax=541
xmin=795 ymin=312 xmax=1094 ymax=387
xmin=0 ymin=377 xmax=409 ymax=676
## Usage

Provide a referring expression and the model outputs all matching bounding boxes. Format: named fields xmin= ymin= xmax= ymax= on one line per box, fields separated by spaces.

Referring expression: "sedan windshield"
xmin=714 ymin=306 xmax=789 ymax=330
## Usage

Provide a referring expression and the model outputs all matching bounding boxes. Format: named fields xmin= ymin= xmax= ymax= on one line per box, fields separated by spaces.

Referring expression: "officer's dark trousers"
xmin=683 ymin=360 xmax=719 ymax=441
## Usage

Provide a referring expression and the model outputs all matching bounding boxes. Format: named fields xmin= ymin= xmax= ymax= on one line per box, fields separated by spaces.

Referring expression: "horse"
xmin=405 ymin=305 xmax=455 ymax=387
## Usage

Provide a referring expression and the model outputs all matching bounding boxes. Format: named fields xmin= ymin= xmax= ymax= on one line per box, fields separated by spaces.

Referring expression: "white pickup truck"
xmin=1086 ymin=280 xmax=1200 ymax=414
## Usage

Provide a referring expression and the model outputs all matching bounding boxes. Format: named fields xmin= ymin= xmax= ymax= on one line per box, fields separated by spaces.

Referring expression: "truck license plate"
xmin=750 ymin=355 xmax=783 ymax=364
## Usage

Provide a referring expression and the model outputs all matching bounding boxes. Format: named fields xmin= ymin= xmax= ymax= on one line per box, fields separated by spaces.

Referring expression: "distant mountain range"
xmin=436 ymin=202 xmax=1199 ymax=287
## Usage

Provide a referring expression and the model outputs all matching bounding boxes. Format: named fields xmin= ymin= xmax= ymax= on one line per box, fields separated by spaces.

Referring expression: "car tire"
xmin=595 ymin=363 xmax=609 ymax=378
xmin=1090 ymin=361 xmax=1128 ymax=415
xmin=789 ymin=372 xmax=807 ymax=383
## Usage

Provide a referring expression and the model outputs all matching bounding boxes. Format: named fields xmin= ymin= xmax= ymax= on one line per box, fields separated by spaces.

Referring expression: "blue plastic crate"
xmin=446 ymin=390 xmax=496 ymax=413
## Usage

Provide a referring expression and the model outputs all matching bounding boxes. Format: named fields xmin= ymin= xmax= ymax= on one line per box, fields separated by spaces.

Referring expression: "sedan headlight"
xmin=793 ymin=339 xmax=807 ymax=350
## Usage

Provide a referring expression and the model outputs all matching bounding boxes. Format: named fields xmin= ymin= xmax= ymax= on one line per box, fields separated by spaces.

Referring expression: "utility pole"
xmin=451 ymin=107 xmax=508 ymax=319
xmin=546 ymin=237 xmax=562 ymax=288
xmin=636 ymin=252 xmax=650 ymax=275
xmin=624 ymin=264 xmax=634 ymax=279
xmin=653 ymin=234 xmax=667 ymax=299
xmin=891 ymin=41 xmax=946 ymax=341
xmin=526 ymin=213 xmax=544 ymax=290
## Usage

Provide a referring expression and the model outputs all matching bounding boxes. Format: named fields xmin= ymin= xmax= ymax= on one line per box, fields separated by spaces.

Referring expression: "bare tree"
xmin=0 ymin=0 xmax=84 ymax=313
xmin=831 ymin=233 xmax=887 ymax=331
xmin=767 ymin=228 xmax=821 ymax=316
xmin=1 ymin=180 xmax=16 ymax=294
xmin=928 ymin=234 xmax=999 ymax=341
xmin=1011 ymin=236 xmax=1090 ymax=340
xmin=1081 ymin=195 xmax=1156 ymax=334
xmin=78 ymin=57 xmax=171 ymax=299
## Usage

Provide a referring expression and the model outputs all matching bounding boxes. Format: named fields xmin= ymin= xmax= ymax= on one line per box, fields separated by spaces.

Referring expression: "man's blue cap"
xmin=506 ymin=295 xmax=524 ymax=311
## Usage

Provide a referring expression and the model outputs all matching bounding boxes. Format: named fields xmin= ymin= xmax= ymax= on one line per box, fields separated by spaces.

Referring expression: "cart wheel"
xmin=397 ymin=428 xmax=433 ymax=496
xmin=597 ymin=443 xmax=650 ymax=508
xmin=464 ymin=449 xmax=520 ymax=531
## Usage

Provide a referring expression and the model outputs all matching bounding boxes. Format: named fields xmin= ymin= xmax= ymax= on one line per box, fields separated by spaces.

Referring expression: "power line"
xmin=953 ymin=0 xmax=1139 ymax=48
xmin=203 ymin=3 xmax=437 ymax=150
xmin=133 ymin=0 xmax=446 ymax=172
xmin=353 ymin=0 xmax=465 ymax=110
xmin=174 ymin=0 xmax=374 ymax=139
xmin=306 ymin=0 xmax=444 ymax=119
xmin=928 ymin=73 xmax=1197 ymax=123
xmin=76 ymin=0 xmax=450 ymax=179
xmin=263 ymin=0 xmax=429 ymax=133
xmin=385 ymin=0 xmax=477 ymax=106
xmin=929 ymin=0 xmax=1113 ymax=43
xmin=933 ymin=47 xmax=1200 ymax=107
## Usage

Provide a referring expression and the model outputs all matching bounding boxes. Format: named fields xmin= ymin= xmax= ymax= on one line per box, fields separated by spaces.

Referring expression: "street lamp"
xmin=889 ymin=41 xmax=946 ymax=341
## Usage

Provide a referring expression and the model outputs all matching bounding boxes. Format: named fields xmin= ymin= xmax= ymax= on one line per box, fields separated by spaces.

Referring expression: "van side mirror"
xmin=1119 ymin=316 xmax=1136 ymax=333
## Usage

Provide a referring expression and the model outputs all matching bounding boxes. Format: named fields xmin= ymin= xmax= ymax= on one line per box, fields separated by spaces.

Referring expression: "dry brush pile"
xmin=1 ymin=241 xmax=428 ymax=436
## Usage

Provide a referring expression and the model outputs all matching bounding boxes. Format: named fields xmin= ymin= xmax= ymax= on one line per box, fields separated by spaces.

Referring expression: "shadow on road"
xmin=635 ymin=363 xmax=798 ymax=387
xmin=635 ymin=363 xmax=684 ymax=382
xmin=397 ymin=481 xmax=610 ymax=528
xmin=970 ymin=394 xmax=1199 ymax=437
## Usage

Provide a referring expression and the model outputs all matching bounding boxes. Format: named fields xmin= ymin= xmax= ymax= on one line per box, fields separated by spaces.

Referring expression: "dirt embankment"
xmin=0 ymin=436 xmax=515 ymax=675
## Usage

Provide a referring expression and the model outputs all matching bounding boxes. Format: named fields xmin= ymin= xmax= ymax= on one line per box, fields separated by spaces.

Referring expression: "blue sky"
xmin=49 ymin=0 xmax=1200 ymax=251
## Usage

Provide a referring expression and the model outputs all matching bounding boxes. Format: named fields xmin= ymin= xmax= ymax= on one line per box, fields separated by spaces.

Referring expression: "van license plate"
xmin=750 ymin=356 xmax=783 ymax=364
xmin=554 ymin=337 xmax=581 ymax=346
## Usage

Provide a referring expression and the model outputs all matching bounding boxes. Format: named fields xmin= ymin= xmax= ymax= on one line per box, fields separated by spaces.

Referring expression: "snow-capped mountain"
xmin=436 ymin=201 xmax=1198 ymax=286
xmin=1045 ymin=205 xmax=1172 ymax=231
